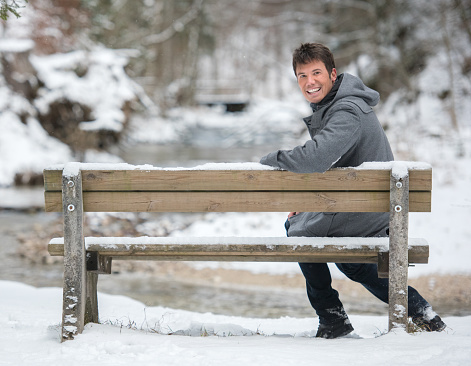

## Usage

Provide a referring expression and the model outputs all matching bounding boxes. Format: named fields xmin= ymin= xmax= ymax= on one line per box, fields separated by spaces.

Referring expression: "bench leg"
xmin=85 ymin=272 xmax=99 ymax=324
xmin=388 ymin=168 xmax=410 ymax=332
xmin=61 ymin=166 xmax=86 ymax=341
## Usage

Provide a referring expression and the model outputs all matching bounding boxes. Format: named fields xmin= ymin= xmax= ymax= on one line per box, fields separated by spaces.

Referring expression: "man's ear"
xmin=331 ymin=68 xmax=337 ymax=82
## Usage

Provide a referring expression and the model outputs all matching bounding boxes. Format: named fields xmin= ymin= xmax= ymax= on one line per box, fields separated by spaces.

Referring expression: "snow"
xmin=0 ymin=38 xmax=34 ymax=52
xmin=48 ymin=161 xmax=279 ymax=172
xmin=50 ymin=160 xmax=431 ymax=172
xmin=1 ymin=280 xmax=470 ymax=366
xmin=31 ymin=48 xmax=140 ymax=132
xmin=0 ymin=113 xmax=72 ymax=186
xmin=0 ymin=44 xmax=139 ymax=186
xmin=391 ymin=162 xmax=410 ymax=180
xmin=62 ymin=162 xmax=81 ymax=178
xmin=51 ymin=235 xmax=393 ymax=247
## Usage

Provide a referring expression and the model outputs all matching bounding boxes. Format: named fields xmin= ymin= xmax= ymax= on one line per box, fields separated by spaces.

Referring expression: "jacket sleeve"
xmin=259 ymin=103 xmax=361 ymax=173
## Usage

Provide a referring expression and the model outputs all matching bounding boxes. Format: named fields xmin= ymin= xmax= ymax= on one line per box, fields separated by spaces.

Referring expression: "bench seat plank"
xmin=48 ymin=236 xmax=429 ymax=264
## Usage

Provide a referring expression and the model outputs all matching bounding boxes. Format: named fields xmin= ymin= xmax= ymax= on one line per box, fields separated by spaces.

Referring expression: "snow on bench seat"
xmin=48 ymin=236 xmax=429 ymax=263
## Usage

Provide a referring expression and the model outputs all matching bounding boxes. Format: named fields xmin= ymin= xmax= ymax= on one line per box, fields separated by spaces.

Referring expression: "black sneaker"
xmin=316 ymin=319 xmax=354 ymax=339
xmin=411 ymin=315 xmax=446 ymax=332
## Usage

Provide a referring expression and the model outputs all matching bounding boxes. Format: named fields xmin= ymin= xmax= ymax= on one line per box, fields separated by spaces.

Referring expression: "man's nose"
xmin=307 ymin=74 xmax=316 ymax=84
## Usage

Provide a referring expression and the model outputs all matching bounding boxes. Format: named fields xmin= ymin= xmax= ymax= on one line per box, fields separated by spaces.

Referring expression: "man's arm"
xmin=260 ymin=105 xmax=361 ymax=173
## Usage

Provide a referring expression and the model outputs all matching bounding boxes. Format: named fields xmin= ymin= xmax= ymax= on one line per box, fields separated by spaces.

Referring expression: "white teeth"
xmin=308 ymin=88 xmax=321 ymax=93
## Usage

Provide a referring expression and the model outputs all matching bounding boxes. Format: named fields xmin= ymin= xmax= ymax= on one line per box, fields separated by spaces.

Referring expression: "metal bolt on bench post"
xmin=388 ymin=166 xmax=410 ymax=332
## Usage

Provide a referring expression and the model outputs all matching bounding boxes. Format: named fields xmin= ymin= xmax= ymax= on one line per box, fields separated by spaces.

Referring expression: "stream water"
xmin=116 ymin=143 xmax=275 ymax=167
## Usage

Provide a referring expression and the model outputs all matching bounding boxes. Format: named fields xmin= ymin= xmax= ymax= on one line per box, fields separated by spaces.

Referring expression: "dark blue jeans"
xmin=285 ymin=219 xmax=431 ymax=322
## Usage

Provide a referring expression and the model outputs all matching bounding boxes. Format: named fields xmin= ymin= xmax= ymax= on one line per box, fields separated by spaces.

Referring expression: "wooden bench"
xmin=44 ymin=161 xmax=432 ymax=341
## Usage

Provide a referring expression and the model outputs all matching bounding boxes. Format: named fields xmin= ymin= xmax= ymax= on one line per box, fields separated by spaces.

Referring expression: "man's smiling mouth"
xmin=307 ymin=87 xmax=321 ymax=94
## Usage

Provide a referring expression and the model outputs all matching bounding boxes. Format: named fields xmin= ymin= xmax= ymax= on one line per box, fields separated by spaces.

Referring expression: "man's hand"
xmin=288 ymin=212 xmax=299 ymax=219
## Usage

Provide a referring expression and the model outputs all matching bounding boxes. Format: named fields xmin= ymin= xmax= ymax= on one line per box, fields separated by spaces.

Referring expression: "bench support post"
xmin=61 ymin=164 xmax=98 ymax=341
xmin=85 ymin=272 xmax=99 ymax=324
xmin=388 ymin=167 xmax=410 ymax=332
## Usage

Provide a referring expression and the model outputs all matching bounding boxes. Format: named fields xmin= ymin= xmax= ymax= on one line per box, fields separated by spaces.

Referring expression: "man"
xmin=260 ymin=43 xmax=445 ymax=339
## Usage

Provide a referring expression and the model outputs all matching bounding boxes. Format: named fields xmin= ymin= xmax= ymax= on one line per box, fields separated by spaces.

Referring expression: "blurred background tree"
xmin=3 ymin=0 xmax=470 ymax=123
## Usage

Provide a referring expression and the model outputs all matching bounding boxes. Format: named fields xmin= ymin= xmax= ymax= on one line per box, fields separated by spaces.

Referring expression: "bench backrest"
xmin=43 ymin=163 xmax=432 ymax=213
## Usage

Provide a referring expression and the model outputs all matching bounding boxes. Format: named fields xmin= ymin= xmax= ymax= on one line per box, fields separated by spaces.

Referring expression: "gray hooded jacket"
xmin=260 ymin=73 xmax=394 ymax=238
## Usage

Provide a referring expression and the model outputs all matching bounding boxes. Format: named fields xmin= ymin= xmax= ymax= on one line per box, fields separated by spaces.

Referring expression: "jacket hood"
xmin=310 ymin=73 xmax=379 ymax=112
xmin=333 ymin=72 xmax=380 ymax=107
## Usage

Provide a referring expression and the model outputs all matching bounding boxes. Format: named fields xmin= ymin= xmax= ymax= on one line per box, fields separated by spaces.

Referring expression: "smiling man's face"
xmin=296 ymin=60 xmax=337 ymax=104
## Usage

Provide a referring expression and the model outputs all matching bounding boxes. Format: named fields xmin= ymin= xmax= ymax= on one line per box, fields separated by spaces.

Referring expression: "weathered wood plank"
xmin=48 ymin=236 xmax=429 ymax=264
xmin=409 ymin=169 xmax=432 ymax=191
xmin=43 ymin=169 xmax=62 ymax=192
xmin=44 ymin=190 xmax=431 ymax=213
xmin=43 ymin=168 xmax=432 ymax=192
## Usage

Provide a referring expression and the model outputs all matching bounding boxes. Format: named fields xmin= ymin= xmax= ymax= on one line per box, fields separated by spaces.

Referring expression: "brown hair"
xmin=292 ymin=43 xmax=336 ymax=76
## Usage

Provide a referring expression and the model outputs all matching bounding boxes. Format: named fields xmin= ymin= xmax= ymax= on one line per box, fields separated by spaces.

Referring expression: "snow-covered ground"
xmin=1 ymin=280 xmax=470 ymax=366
